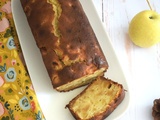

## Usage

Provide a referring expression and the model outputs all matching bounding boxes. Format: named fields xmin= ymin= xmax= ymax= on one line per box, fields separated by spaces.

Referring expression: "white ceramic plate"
xmin=12 ymin=0 xmax=131 ymax=119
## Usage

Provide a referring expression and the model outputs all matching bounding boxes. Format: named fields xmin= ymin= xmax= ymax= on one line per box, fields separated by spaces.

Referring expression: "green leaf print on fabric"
xmin=8 ymin=108 xmax=14 ymax=120
xmin=4 ymin=29 xmax=11 ymax=38
xmin=0 ymin=63 xmax=6 ymax=72
xmin=1 ymin=116 xmax=10 ymax=120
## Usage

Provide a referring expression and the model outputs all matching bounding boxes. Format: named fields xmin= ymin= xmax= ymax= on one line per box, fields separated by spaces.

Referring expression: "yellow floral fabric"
xmin=0 ymin=0 xmax=45 ymax=120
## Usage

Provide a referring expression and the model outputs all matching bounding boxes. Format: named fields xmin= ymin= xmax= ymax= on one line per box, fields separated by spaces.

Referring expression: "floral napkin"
xmin=0 ymin=0 xmax=45 ymax=120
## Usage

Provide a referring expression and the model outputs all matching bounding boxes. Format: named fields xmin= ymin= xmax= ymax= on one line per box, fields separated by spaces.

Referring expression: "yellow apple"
xmin=129 ymin=10 xmax=160 ymax=47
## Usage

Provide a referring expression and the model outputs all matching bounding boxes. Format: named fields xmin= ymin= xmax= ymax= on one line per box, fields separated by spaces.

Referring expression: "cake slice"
xmin=20 ymin=0 xmax=108 ymax=92
xmin=66 ymin=77 xmax=125 ymax=120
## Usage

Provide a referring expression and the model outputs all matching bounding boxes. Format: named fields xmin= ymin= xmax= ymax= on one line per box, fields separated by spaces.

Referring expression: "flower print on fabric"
xmin=1 ymin=1 xmax=12 ymax=14
xmin=4 ymin=67 xmax=17 ymax=82
xmin=7 ymin=37 xmax=16 ymax=50
xmin=0 ymin=0 xmax=45 ymax=119
xmin=0 ymin=102 xmax=5 ymax=116
xmin=0 ymin=76 xmax=4 ymax=87
xmin=30 ymin=101 xmax=35 ymax=111
xmin=19 ymin=96 xmax=31 ymax=110
xmin=11 ymin=59 xmax=16 ymax=66
xmin=0 ymin=17 xmax=9 ymax=32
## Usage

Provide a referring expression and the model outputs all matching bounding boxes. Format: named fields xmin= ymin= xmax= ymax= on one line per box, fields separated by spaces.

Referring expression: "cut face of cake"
xmin=20 ymin=0 xmax=108 ymax=92
xmin=66 ymin=77 xmax=125 ymax=120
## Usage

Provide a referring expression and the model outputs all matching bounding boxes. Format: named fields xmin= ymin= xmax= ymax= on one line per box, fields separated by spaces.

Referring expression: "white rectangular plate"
xmin=12 ymin=0 xmax=131 ymax=120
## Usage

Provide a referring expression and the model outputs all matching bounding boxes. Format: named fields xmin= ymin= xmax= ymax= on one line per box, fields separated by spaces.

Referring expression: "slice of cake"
xmin=66 ymin=77 xmax=125 ymax=120
xmin=20 ymin=0 xmax=108 ymax=92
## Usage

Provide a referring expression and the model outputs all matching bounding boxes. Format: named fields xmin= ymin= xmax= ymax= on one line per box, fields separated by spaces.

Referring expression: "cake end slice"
xmin=66 ymin=76 xmax=125 ymax=120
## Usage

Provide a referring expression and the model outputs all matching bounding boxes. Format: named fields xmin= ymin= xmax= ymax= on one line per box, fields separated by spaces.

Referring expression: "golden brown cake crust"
xmin=66 ymin=77 xmax=125 ymax=120
xmin=20 ymin=0 xmax=108 ymax=91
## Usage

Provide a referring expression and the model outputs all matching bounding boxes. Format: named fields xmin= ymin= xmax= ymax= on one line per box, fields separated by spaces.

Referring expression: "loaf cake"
xmin=20 ymin=0 xmax=108 ymax=91
xmin=66 ymin=77 xmax=125 ymax=120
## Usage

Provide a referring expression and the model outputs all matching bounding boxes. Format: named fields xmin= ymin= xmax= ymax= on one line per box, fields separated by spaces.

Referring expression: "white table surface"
xmin=92 ymin=0 xmax=160 ymax=120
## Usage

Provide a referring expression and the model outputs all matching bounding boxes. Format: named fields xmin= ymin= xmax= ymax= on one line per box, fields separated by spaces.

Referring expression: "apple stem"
xmin=146 ymin=0 xmax=153 ymax=10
